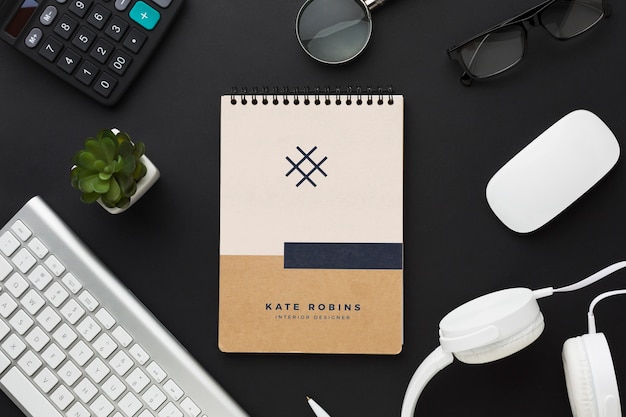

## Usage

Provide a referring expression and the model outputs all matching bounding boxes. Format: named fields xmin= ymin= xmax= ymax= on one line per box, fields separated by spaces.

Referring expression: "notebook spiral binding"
xmin=229 ymin=86 xmax=395 ymax=106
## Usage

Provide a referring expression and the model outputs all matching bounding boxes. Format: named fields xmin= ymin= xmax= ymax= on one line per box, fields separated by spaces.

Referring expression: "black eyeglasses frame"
xmin=447 ymin=0 xmax=611 ymax=86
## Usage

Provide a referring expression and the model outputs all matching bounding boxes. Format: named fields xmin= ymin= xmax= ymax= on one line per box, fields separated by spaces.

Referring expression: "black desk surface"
xmin=2 ymin=0 xmax=626 ymax=416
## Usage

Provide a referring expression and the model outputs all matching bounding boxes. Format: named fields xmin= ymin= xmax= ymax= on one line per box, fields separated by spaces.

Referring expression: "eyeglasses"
xmin=447 ymin=0 xmax=609 ymax=85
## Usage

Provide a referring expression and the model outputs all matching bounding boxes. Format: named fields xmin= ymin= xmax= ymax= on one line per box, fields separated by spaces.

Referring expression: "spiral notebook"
xmin=219 ymin=88 xmax=404 ymax=354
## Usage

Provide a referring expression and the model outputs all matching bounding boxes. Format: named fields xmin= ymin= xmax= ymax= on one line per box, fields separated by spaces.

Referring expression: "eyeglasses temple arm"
xmin=365 ymin=0 xmax=386 ymax=11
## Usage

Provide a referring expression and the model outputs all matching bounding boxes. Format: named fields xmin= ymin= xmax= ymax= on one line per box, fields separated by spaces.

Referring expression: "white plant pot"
xmin=98 ymin=154 xmax=160 ymax=214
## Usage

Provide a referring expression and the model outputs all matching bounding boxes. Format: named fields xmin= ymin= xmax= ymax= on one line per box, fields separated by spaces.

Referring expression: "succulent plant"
xmin=70 ymin=129 xmax=147 ymax=209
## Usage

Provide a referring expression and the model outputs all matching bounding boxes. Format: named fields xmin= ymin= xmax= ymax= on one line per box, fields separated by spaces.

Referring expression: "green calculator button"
xmin=129 ymin=1 xmax=160 ymax=30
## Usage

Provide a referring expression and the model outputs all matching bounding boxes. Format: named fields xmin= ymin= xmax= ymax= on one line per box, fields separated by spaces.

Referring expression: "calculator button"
xmin=54 ymin=14 xmax=78 ymax=40
xmin=108 ymin=49 xmax=132 ymax=75
xmin=75 ymin=60 xmax=99 ymax=85
xmin=72 ymin=26 xmax=96 ymax=51
xmin=56 ymin=0 xmax=67 ymax=3
xmin=105 ymin=16 xmax=129 ymax=41
xmin=123 ymin=28 xmax=146 ymax=53
xmin=87 ymin=4 xmax=111 ymax=30
xmin=24 ymin=28 xmax=43 ymax=48
xmin=129 ymin=1 xmax=160 ymax=30
xmin=151 ymin=0 xmax=172 ymax=7
xmin=39 ymin=37 xmax=63 ymax=62
xmin=93 ymin=72 xmax=117 ymax=97
xmin=40 ymin=6 xmax=58 ymax=26
xmin=57 ymin=48 xmax=81 ymax=74
xmin=115 ymin=0 xmax=132 ymax=11
xmin=69 ymin=0 xmax=94 ymax=18
xmin=90 ymin=38 xmax=114 ymax=63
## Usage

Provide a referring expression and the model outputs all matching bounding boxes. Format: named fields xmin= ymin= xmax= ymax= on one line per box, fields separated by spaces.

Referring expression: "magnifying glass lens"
xmin=296 ymin=0 xmax=372 ymax=64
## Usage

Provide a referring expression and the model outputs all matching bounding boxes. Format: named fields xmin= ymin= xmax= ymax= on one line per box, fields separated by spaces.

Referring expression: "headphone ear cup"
xmin=454 ymin=312 xmax=544 ymax=364
xmin=562 ymin=334 xmax=620 ymax=417
xmin=563 ymin=336 xmax=598 ymax=417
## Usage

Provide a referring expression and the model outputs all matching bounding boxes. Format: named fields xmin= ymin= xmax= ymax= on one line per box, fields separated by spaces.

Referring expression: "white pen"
xmin=307 ymin=396 xmax=332 ymax=417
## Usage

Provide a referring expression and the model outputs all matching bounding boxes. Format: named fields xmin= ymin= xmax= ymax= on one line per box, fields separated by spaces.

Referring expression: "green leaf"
xmin=116 ymin=196 xmax=130 ymax=209
xmin=98 ymin=171 xmax=112 ymax=181
xmin=100 ymin=136 xmax=117 ymax=163
xmin=78 ymin=174 xmax=110 ymax=194
xmin=105 ymin=177 xmax=121 ymax=203
xmin=116 ymin=173 xmax=134 ymax=196
xmin=84 ymin=138 xmax=106 ymax=161
xmin=133 ymin=161 xmax=147 ymax=181
xmin=133 ymin=142 xmax=146 ymax=158
xmin=122 ymin=155 xmax=137 ymax=175
xmin=118 ymin=139 xmax=134 ymax=158
xmin=80 ymin=192 xmax=100 ymax=204
xmin=76 ymin=151 xmax=98 ymax=170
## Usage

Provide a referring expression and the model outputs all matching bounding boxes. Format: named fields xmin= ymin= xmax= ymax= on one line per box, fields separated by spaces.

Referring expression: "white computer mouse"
xmin=486 ymin=109 xmax=620 ymax=233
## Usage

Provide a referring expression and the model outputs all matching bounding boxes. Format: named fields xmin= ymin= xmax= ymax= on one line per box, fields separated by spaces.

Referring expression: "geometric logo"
xmin=285 ymin=146 xmax=328 ymax=187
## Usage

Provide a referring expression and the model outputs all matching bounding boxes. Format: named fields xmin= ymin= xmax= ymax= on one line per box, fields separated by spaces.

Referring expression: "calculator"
xmin=0 ymin=0 xmax=183 ymax=105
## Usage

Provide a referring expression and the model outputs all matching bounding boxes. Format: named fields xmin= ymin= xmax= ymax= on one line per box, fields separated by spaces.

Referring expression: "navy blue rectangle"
xmin=284 ymin=243 xmax=403 ymax=270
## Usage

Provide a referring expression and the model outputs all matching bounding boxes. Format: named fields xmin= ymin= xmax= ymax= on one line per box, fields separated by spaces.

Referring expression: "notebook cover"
xmin=219 ymin=93 xmax=404 ymax=354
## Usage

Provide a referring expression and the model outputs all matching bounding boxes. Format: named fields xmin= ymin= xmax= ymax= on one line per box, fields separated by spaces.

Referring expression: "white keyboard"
xmin=0 ymin=197 xmax=249 ymax=417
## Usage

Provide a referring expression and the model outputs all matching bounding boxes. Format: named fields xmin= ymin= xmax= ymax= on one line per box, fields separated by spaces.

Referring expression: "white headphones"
xmin=401 ymin=261 xmax=626 ymax=417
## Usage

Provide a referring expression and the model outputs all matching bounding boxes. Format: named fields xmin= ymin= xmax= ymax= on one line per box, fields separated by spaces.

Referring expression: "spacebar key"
xmin=1 ymin=367 xmax=63 ymax=417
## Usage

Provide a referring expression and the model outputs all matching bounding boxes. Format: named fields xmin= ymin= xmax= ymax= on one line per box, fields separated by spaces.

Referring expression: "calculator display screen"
xmin=5 ymin=0 xmax=38 ymax=38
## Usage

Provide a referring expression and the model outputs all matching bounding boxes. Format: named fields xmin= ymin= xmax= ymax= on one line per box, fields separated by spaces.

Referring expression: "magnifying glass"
xmin=296 ymin=0 xmax=387 ymax=64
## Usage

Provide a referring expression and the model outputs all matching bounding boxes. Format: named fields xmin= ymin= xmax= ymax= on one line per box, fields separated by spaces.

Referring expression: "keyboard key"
xmin=91 ymin=394 xmax=115 ymax=417
xmin=72 ymin=26 xmax=96 ymax=52
xmin=0 ymin=320 xmax=10 ymax=341
xmin=95 ymin=307 xmax=115 ymax=329
xmin=78 ymin=289 xmax=98 ymax=311
xmin=27 ymin=237 xmax=48 ymax=258
xmin=25 ymin=326 xmax=50 ymax=351
xmin=143 ymin=384 xmax=167 ymax=410
xmin=108 ymin=49 xmax=132 ymax=75
xmin=21 ymin=289 xmax=45 ymax=314
xmin=24 ymin=28 xmax=43 ymax=48
xmin=102 ymin=374 xmax=126 ymax=400
xmin=62 ymin=272 xmax=82 ymax=294
xmin=41 ymin=343 xmax=66 ymax=369
xmin=76 ymin=315 xmax=101 ymax=341
xmin=66 ymin=401 xmax=91 ymax=417
xmin=181 ymin=397 xmax=202 ymax=417
xmin=2 ymin=333 xmax=27 ymax=358
xmin=126 ymin=367 xmax=150 ymax=392
xmin=90 ymin=37 xmax=114 ymax=63
xmin=45 ymin=282 xmax=69 ymax=307
xmin=74 ymin=377 xmax=98 ymax=402
xmin=53 ymin=322 xmax=78 ymax=348
xmin=2 ymin=367 xmax=63 ymax=417
xmin=50 ymin=384 xmax=74 ymax=410
xmin=0 ymin=231 xmax=20 ymax=256
xmin=146 ymin=361 xmax=166 ymax=382
xmin=0 ymin=292 xmax=18 ymax=317
xmin=85 ymin=357 xmax=110 ymax=383
xmin=40 ymin=5 xmax=58 ymax=25
xmin=119 ymin=391 xmax=143 ymax=416
xmin=6 ymin=272 xmax=29 ymax=296
xmin=112 ymin=325 xmax=132 ymax=347
xmin=0 ymin=256 xmax=12 ymax=281
xmin=61 ymin=298 xmax=86 ymax=324
xmin=44 ymin=254 xmax=65 ymax=276
xmin=34 ymin=367 xmax=59 ymax=393
xmin=163 ymin=379 xmax=183 ymax=400
xmin=12 ymin=247 xmax=36 ymax=273
xmin=0 ymin=351 xmax=9 ymax=373
xmin=11 ymin=220 xmax=32 ymax=241
xmin=9 ymin=309 xmax=34 ymax=334
xmin=115 ymin=0 xmax=132 ymax=11
xmin=37 ymin=306 xmax=62 ymax=332
xmin=18 ymin=350 xmax=43 ymax=376
xmin=109 ymin=350 xmax=133 ymax=375
xmin=93 ymin=333 xmax=117 ymax=358
xmin=129 ymin=343 xmax=149 ymax=365
xmin=58 ymin=360 xmax=82 ymax=385
xmin=159 ymin=402 xmax=183 ymax=417
xmin=69 ymin=340 xmax=94 ymax=365
xmin=28 ymin=265 xmax=53 ymax=290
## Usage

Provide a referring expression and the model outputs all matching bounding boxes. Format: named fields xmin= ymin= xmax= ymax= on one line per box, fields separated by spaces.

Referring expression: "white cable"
xmin=587 ymin=289 xmax=626 ymax=334
xmin=533 ymin=261 xmax=626 ymax=299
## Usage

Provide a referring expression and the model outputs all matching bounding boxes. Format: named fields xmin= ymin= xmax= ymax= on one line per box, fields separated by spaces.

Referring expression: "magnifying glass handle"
xmin=364 ymin=0 xmax=386 ymax=11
